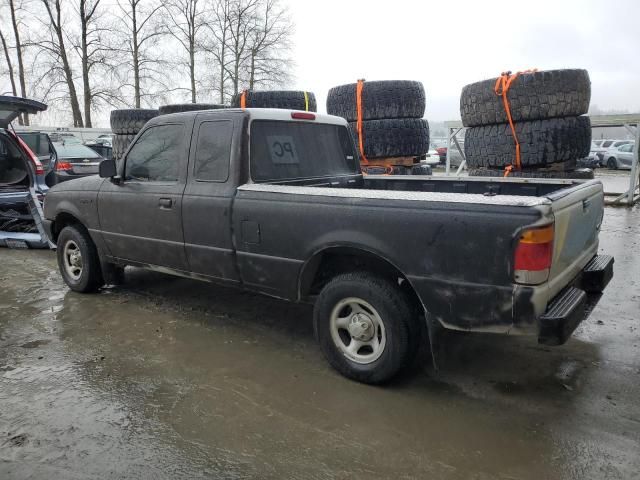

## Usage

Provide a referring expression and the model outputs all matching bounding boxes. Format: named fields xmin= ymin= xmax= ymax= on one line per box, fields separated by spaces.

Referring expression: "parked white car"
xmin=593 ymin=139 xmax=632 ymax=163
xmin=605 ymin=143 xmax=635 ymax=170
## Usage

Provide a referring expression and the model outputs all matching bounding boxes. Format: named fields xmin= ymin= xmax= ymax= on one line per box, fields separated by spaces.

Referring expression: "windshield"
xmin=53 ymin=142 xmax=102 ymax=160
xmin=250 ymin=120 xmax=358 ymax=182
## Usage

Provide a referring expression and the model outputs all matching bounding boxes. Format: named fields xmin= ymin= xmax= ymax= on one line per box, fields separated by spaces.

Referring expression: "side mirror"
xmin=99 ymin=158 xmax=117 ymax=178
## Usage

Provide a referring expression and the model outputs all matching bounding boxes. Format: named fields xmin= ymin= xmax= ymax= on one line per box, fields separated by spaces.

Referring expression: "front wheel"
xmin=607 ymin=157 xmax=618 ymax=170
xmin=57 ymin=225 xmax=103 ymax=293
xmin=313 ymin=272 xmax=417 ymax=384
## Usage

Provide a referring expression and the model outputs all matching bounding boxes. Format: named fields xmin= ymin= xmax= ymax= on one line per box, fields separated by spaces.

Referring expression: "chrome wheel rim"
xmin=63 ymin=240 xmax=83 ymax=281
xmin=329 ymin=297 xmax=386 ymax=364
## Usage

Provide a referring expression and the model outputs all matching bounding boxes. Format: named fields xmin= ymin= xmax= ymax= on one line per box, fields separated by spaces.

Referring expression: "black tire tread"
xmin=112 ymin=134 xmax=136 ymax=161
xmin=349 ymin=118 xmax=430 ymax=160
xmin=110 ymin=109 xmax=159 ymax=135
xmin=460 ymin=69 xmax=591 ymax=127
xmin=231 ymin=90 xmax=317 ymax=111
xmin=158 ymin=103 xmax=227 ymax=115
xmin=464 ymin=116 xmax=591 ymax=168
xmin=327 ymin=80 xmax=426 ymax=121
xmin=468 ymin=167 xmax=594 ymax=179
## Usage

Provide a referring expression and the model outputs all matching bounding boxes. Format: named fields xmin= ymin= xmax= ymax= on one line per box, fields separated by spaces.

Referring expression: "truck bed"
xmin=256 ymin=173 xmax=590 ymax=199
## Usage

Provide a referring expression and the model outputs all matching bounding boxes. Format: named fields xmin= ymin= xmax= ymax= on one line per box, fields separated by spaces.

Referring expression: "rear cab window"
xmin=194 ymin=120 xmax=233 ymax=182
xmin=249 ymin=121 xmax=357 ymax=182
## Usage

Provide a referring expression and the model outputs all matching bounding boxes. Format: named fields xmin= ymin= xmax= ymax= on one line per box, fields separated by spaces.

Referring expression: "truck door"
xmin=98 ymin=122 xmax=190 ymax=270
xmin=182 ymin=115 xmax=240 ymax=282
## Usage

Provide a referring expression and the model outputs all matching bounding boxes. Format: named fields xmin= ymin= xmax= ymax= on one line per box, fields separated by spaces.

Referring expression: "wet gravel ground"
xmin=1 ymin=204 xmax=639 ymax=479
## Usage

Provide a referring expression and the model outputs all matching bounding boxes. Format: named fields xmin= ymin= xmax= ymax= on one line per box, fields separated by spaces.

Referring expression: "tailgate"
xmin=547 ymin=181 xmax=603 ymax=299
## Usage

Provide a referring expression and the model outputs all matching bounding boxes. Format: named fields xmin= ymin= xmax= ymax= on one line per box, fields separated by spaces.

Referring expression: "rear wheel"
xmin=56 ymin=225 xmax=103 ymax=293
xmin=607 ymin=157 xmax=618 ymax=170
xmin=314 ymin=272 xmax=417 ymax=384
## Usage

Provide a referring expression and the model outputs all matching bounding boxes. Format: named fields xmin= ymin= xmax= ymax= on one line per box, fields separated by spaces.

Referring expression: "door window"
xmin=124 ymin=124 xmax=184 ymax=182
xmin=619 ymin=144 xmax=633 ymax=153
xmin=194 ymin=120 xmax=233 ymax=182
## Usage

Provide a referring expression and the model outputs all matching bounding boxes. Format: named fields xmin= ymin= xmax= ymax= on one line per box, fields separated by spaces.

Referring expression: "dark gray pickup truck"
xmin=43 ymin=108 xmax=613 ymax=383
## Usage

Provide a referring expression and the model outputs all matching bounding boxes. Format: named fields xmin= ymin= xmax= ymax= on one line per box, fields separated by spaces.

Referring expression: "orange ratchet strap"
xmin=494 ymin=69 xmax=537 ymax=176
xmin=240 ymin=90 xmax=247 ymax=109
xmin=356 ymin=79 xmax=368 ymax=165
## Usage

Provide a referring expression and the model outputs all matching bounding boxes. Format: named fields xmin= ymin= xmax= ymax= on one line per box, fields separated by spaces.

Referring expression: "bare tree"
xmin=78 ymin=0 xmax=102 ymax=127
xmin=39 ymin=0 xmax=85 ymax=126
xmin=206 ymin=0 xmax=293 ymax=102
xmin=6 ymin=0 xmax=29 ymax=123
xmin=164 ymin=0 xmax=207 ymax=103
xmin=224 ymin=0 xmax=257 ymax=97
xmin=207 ymin=0 xmax=232 ymax=103
xmin=115 ymin=0 xmax=166 ymax=108
xmin=0 ymin=26 xmax=18 ymax=97
xmin=245 ymin=0 xmax=292 ymax=90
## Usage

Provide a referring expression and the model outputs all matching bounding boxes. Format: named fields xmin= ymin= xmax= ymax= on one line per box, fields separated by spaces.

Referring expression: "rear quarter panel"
xmin=232 ymin=189 xmax=543 ymax=330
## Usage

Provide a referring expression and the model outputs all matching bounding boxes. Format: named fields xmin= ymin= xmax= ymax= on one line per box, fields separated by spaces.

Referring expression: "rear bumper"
xmin=538 ymin=254 xmax=614 ymax=345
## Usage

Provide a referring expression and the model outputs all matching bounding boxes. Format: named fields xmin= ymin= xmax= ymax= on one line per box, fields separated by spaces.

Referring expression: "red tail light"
xmin=56 ymin=161 xmax=73 ymax=171
xmin=15 ymin=135 xmax=45 ymax=175
xmin=291 ymin=112 xmax=315 ymax=120
xmin=514 ymin=224 xmax=554 ymax=285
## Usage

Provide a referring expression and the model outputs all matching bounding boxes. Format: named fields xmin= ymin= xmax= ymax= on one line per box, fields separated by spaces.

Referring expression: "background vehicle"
xmin=605 ymin=143 xmax=635 ymax=170
xmin=17 ymin=131 xmax=55 ymax=171
xmin=578 ymin=148 xmax=601 ymax=168
xmin=592 ymin=139 xmax=632 ymax=163
xmin=0 ymin=96 xmax=50 ymax=248
xmin=93 ymin=134 xmax=113 ymax=146
xmin=84 ymin=142 xmax=113 ymax=159
xmin=49 ymin=141 xmax=106 ymax=185
xmin=43 ymin=108 xmax=613 ymax=384
xmin=49 ymin=132 xmax=81 ymax=144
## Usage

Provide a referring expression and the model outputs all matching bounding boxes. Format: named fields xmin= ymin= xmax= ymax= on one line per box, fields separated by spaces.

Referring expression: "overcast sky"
xmin=4 ymin=0 xmax=639 ymax=127
xmin=287 ymin=0 xmax=640 ymax=121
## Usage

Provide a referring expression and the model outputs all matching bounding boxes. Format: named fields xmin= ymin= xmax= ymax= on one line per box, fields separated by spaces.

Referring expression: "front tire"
xmin=57 ymin=225 xmax=103 ymax=293
xmin=314 ymin=272 xmax=416 ymax=384
xmin=607 ymin=157 xmax=618 ymax=170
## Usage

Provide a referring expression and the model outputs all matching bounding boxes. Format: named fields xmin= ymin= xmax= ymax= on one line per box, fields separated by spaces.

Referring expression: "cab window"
xmin=124 ymin=124 xmax=184 ymax=182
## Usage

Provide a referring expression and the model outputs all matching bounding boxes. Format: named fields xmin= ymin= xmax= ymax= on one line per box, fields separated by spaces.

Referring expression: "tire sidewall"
xmin=56 ymin=226 xmax=101 ymax=292
xmin=607 ymin=158 xmax=618 ymax=169
xmin=314 ymin=275 xmax=410 ymax=383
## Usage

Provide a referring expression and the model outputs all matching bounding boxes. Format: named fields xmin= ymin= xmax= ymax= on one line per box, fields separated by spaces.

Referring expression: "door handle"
xmin=159 ymin=198 xmax=173 ymax=209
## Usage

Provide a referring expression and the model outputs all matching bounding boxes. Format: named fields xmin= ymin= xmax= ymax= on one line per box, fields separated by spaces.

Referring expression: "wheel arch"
xmin=50 ymin=211 xmax=85 ymax=243
xmin=298 ymin=245 xmax=423 ymax=313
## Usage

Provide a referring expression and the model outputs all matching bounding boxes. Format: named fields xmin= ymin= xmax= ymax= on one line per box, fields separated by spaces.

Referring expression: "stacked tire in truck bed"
xmin=110 ymin=104 xmax=228 ymax=160
xmin=110 ymin=109 xmax=159 ymax=161
xmin=460 ymin=69 xmax=594 ymax=179
xmin=231 ymin=90 xmax=317 ymax=111
xmin=326 ymin=80 xmax=431 ymax=175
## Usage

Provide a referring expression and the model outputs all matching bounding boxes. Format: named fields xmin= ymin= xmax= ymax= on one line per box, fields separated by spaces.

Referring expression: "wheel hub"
xmin=348 ymin=313 xmax=374 ymax=341
xmin=70 ymin=252 xmax=82 ymax=267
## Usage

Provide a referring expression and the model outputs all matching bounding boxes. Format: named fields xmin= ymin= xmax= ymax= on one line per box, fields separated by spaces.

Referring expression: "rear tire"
xmin=460 ymin=69 xmax=591 ymax=127
xmin=112 ymin=134 xmax=136 ymax=161
xmin=348 ymin=118 xmax=430 ymax=159
xmin=110 ymin=109 xmax=159 ymax=135
xmin=464 ymin=116 xmax=591 ymax=168
xmin=327 ymin=80 xmax=426 ymax=121
xmin=158 ymin=103 xmax=227 ymax=114
xmin=468 ymin=167 xmax=594 ymax=179
xmin=231 ymin=90 xmax=317 ymax=111
xmin=607 ymin=158 xmax=618 ymax=170
xmin=56 ymin=225 xmax=103 ymax=293
xmin=314 ymin=272 xmax=417 ymax=384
